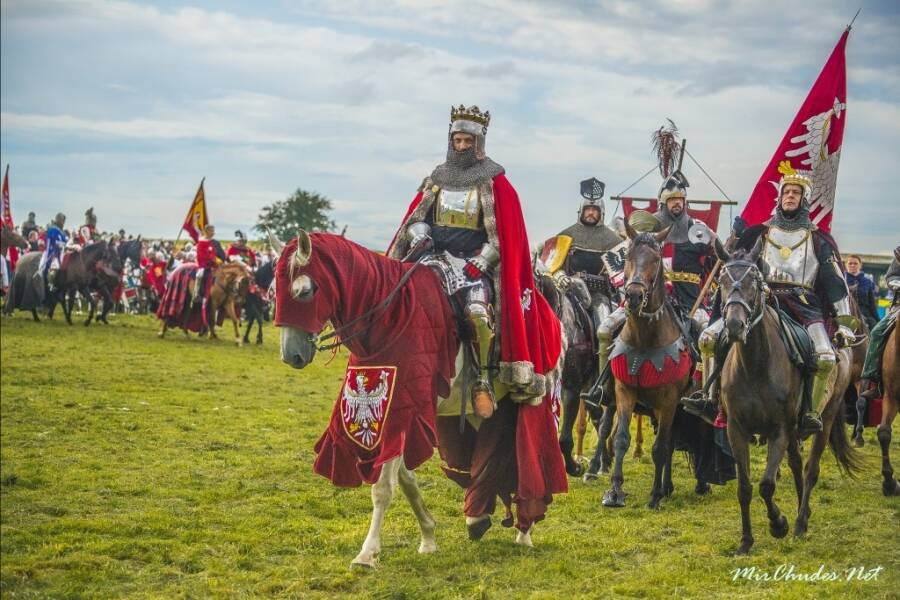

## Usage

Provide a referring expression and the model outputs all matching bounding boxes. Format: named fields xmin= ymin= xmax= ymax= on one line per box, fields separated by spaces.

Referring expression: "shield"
xmin=339 ymin=366 xmax=398 ymax=450
xmin=601 ymin=240 xmax=629 ymax=288
xmin=539 ymin=235 xmax=572 ymax=273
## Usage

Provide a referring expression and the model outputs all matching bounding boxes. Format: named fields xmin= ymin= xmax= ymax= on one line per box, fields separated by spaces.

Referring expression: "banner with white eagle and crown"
xmin=741 ymin=29 xmax=850 ymax=233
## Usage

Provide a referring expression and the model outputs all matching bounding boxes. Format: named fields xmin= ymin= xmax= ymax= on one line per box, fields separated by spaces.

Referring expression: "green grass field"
xmin=1 ymin=313 xmax=897 ymax=599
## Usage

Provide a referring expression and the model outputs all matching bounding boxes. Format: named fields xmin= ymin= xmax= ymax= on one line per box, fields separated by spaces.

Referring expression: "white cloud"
xmin=1 ymin=0 xmax=897 ymax=254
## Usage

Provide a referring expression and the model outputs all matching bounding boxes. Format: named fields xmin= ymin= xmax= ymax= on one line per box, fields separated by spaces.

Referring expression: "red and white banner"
xmin=2 ymin=164 xmax=20 ymax=270
xmin=741 ymin=30 xmax=849 ymax=233
xmin=1 ymin=165 xmax=12 ymax=228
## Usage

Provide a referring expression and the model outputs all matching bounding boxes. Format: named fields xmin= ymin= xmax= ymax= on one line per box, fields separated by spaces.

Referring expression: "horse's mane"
xmin=631 ymin=232 xmax=662 ymax=250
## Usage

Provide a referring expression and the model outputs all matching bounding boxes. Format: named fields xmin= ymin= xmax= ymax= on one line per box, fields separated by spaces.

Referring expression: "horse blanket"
xmin=275 ymin=234 xmax=568 ymax=530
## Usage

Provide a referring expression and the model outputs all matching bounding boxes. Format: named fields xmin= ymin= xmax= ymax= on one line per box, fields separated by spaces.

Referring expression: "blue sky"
xmin=1 ymin=0 xmax=898 ymax=253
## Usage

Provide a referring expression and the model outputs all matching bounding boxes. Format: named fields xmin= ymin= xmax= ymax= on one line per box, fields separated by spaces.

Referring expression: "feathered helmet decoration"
xmin=658 ymin=170 xmax=689 ymax=205
xmin=776 ymin=161 xmax=812 ymax=204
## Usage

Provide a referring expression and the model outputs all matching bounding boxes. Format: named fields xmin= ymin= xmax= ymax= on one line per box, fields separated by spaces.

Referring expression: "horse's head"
xmin=274 ymin=229 xmax=327 ymax=369
xmin=1 ymin=225 xmax=27 ymax=251
xmin=622 ymin=221 xmax=671 ymax=315
xmin=716 ymin=237 xmax=765 ymax=343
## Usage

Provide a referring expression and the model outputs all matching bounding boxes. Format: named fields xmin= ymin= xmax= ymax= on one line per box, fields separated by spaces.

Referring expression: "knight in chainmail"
xmin=653 ymin=170 xmax=717 ymax=326
xmin=595 ymin=171 xmax=716 ymax=378
xmin=547 ymin=178 xmax=623 ymax=341
xmin=682 ymin=169 xmax=857 ymax=438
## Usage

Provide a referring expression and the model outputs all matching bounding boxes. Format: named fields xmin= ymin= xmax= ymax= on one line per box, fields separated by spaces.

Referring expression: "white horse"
xmin=275 ymin=230 xmax=546 ymax=568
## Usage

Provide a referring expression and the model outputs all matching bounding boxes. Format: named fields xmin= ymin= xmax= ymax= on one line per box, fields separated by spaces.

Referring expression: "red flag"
xmin=2 ymin=165 xmax=19 ymax=269
xmin=741 ymin=30 xmax=849 ymax=233
xmin=1 ymin=165 xmax=12 ymax=227
xmin=181 ymin=178 xmax=208 ymax=242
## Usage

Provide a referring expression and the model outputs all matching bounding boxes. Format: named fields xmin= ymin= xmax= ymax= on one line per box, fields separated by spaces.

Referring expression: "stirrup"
xmin=798 ymin=411 xmax=823 ymax=440
xmin=471 ymin=380 xmax=495 ymax=419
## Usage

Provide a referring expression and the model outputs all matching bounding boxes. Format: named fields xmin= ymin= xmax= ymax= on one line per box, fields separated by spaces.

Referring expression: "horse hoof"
xmin=418 ymin=539 xmax=437 ymax=554
xmin=794 ymin=521 xmax=808 ymax=538
xmin=734 ymin=541 xmax=753 ymax=556
xmin=884 ymin=478 xmax=900 ymax=497
xmin=242 ymin=337 xmax=250 ymax=344
xmin=647 ymin=497 xmax=662 ymax=510
xmin=157 ymin=332 xmax=165 ymax=338
xmin=350 ymin=557 xmax=377 ymax=570
xmin=853 ymin=434 xmax=865 ymax=448
xmin=515 ymin=528 xmax=534 ymax=548
xmin=583 ymin=471 xmax=599 ymax=484
xmin=770 ymin=515 xmax=789 ymax=539
xmin=256 ymin=338 xmax=263 ymax=345
xmin=695 ymin=482 xmax=711 ymax=496
xmin=663 ymin=483 xmax=675 ymax=498
xmin=602 ymin=489 xmax=626 ymax=508
xmin=467 ymin=516 xmax=492 ymax=541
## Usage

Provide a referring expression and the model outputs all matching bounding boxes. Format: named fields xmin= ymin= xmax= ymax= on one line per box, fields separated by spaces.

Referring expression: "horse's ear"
xmin=624 ymin=219 xmax=637 ymax=240
xmin=653 ymin=225 xmax=672 ymax=244
xmin=714 ymin=237 xmax=730 ymax=262
xmin=293 ymin=229 xmax=312 ymax=268
xmin=748 ymin=235 xmax=764 ymax=262
xmin=266 ymin=228 xmax=285 ymax=256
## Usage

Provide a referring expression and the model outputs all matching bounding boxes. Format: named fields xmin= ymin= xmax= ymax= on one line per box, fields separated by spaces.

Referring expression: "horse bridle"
xmin=625 ymin=246 xmax=666 ymax=320
xmin=719 ymin=259 xmax=765 ymax=333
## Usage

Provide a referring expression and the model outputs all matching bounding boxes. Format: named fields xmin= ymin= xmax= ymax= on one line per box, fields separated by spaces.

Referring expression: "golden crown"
xmin=450 ymin=104 xmax=491 ymax=128
xmin=777 ymin=160 xmax=812 ymax=191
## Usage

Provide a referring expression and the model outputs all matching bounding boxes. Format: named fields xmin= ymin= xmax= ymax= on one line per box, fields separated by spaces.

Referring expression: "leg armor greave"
xmin=699 ymin=319 xmax=724 ymax=394
xmin=597 ymin=305 xmax=627 ymax=374
xmin=590 ymin=294 xmax=612 ymax=341
xmin=464 ymin=280 xmax=494 ymax=381
xmin=808 ymin=321 xmax=837 ymax=413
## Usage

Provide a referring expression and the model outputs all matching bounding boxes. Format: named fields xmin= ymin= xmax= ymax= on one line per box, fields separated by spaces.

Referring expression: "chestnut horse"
xmin=603 ymin=223 xmax=698 ymax=509
xmin=157 ymin=262 xmax=250 ymax=345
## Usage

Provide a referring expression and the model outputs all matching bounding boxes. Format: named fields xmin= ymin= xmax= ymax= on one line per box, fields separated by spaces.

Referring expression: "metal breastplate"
xmin=762 ymin=227 xmax=818 ymax=288
xmin=434 ymin=187 xmax=482 ymax=230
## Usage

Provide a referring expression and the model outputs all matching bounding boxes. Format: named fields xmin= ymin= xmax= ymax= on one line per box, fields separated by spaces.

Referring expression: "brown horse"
xmin=602 ymin=223 xmax=697 ymax=509
xmin=715 ymin=243 xmax=862 ymax=554
xmin=47 ymin=241 xmax=122 ymax=326
xmin=876 ymin=302 xmax=899 ymax=496
xmin=158 ymin=262 xmax=250 ymax=345
xmin=1 ymin=224 xmax=27 ymax=256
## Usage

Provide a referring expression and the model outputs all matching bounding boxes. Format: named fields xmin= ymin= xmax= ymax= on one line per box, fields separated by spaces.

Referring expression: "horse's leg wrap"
xmin=597 ymin=306 xmax=626 ymax=375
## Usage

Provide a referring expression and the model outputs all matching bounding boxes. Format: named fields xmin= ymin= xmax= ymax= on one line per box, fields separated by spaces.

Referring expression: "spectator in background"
xmin=845 ymin=254 xmax=879 ymax=330
xmin=21 ymin=212 xmax=38 ymax=238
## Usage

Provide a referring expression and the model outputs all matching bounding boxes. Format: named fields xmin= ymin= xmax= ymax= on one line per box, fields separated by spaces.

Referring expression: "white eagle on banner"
xmin=770 ymin=97 xmax=845 ymax=225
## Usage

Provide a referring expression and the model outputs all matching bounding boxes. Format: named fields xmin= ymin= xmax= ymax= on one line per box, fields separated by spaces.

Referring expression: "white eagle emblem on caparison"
xmin=340 ymin=366 xmax=397 ymax=450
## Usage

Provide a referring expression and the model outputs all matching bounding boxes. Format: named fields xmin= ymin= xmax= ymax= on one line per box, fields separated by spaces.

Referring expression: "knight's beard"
xmin=446 ymin=146 xmax=478 ymax=170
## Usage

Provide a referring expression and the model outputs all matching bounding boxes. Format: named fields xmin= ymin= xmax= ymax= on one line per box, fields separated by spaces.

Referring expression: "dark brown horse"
xmin=603 ymin=223 xmax=696 ymax=509
xmin=715 ymin=243 xmax=862 ymax=554
xmin=876 ymin=299 xmax=899 ymax=496
xmin=47 ymin=241 xmax=122 ymax=326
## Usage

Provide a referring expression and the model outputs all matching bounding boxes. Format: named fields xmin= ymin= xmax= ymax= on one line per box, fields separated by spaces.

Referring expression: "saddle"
xmin=774 ymin=307 xmax=816 ymax=374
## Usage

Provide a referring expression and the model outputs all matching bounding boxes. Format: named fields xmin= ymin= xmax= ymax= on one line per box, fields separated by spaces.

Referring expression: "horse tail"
xmin=828 ymin=400 xmax=866 ymax=478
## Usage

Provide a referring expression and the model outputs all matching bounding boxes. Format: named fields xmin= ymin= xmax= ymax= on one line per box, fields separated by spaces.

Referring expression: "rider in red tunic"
xmin=226 ymin=230 xmax=257 ymax=268
xmin=193 ymin=224 xmax=220 ymax=305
